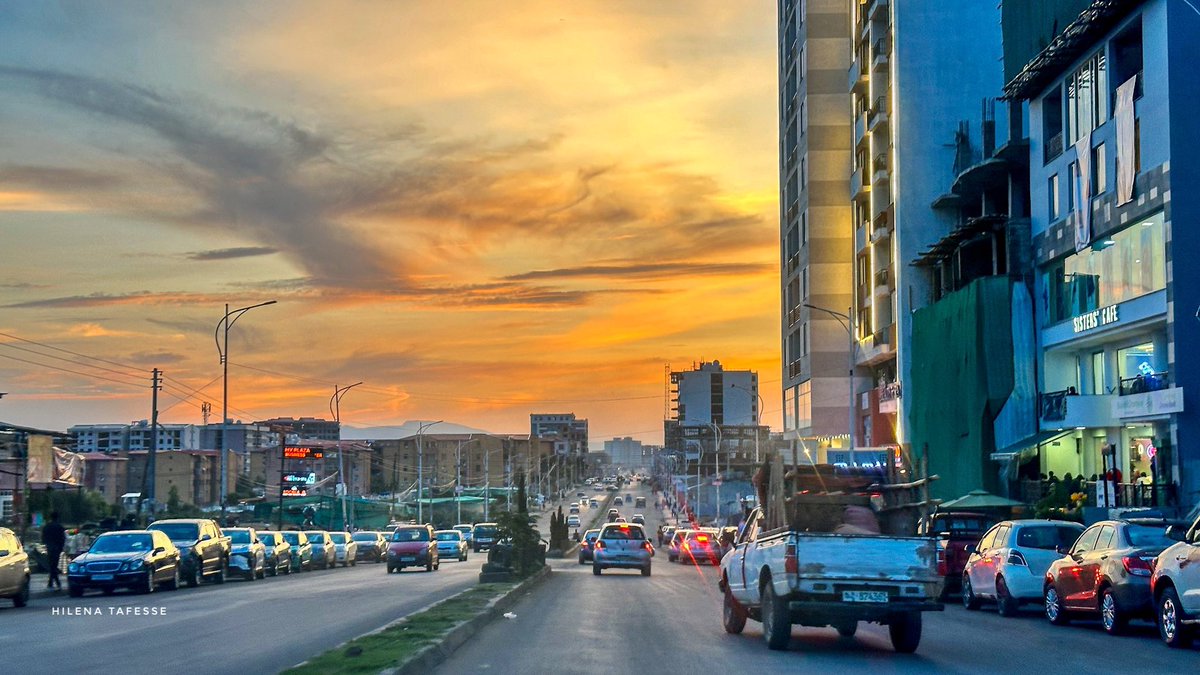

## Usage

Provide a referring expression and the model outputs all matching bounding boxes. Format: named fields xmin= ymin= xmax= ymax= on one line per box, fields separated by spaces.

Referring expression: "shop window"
xmin=796 ymin=380 xmax=812 ymax=431
xmin=1117 ymin=342 xmax=1166 ymax=394
xmin=1044 ymin=211 xmax=1165 ymax=323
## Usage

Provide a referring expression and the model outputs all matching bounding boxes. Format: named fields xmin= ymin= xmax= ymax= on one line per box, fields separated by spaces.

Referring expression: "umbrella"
xmin=938 ymin=489 xmax=1024 ymax=510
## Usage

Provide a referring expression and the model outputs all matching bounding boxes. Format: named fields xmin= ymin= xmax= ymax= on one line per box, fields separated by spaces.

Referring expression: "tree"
xmin=166 ymin=485 xmax=181 ymax=513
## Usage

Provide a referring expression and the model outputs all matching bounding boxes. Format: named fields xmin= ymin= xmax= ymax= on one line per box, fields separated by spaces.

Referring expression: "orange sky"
xmin=0 ymin=1 xmax=780 ymax=445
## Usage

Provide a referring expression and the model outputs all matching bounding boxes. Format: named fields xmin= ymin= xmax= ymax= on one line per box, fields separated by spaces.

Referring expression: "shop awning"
xmin=990 ymin=429 xmax=1071 ymax=461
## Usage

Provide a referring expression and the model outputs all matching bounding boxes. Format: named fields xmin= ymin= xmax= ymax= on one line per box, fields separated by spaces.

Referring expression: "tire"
xmin=12 ymin=576 xmax=29 ymax=607
xmin=642 ymin=565 xmax=651 ymax=577
xmin=578 ymin=556 xmax=586 ymax=565
xmin=889 ymin=612 xmax=922 ymax=653
xmin=1158 ymin=585 xmax=1193 ymax=648
xmin=1044 ymin=584 xmax=1069 ymax=625
xmin=961 ymin=575 xmax=980 ymax=610
xmin=593 ymin=565 xmax=602 ymax=576
xmin=761 ymin=577 xmax=791 ymax=651
xmin=68 ymin=585 xmax=84 ymax=598
xmin=165 ymin=566 xmax=180 ymax=591
xmin=836 ymin=623 xmax=858 ymax=638
xmin=426 ymin=559 xmax=433 ymax=573
xmin=258 ymin=562 xmax=266 ymax=579
xmin=140 ymin=570 xmax=155 ymax=595
xmin=1099 ymin=587 xmax=1127 ymax=635
xmin=996 ymin=576 xmax=1018 ymax=617
xmin=213 ymin=558 xmax=226 ymax=585
xmin=268 ymin=563 xmax=277 ymax=577
xmin=722 ymin=586 xmax=747 ymax=635
xmin=668 ymin=554 xmax=677 ymax=562
xmin=387 ymin=564 xmax=395 ymax=574
xmin=186 ymin=562 xmax=200 ymax=588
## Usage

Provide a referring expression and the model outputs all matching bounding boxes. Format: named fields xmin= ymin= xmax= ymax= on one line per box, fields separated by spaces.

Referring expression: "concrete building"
xmin=80 ymin=453 xmax=129 ymax=506
xmin=604 ymin=437 xmax=646 ymax=469
xmin=125 ymin=449 xmax=232 ymax=508
xmin=253 ymin=416 xmax=340 ymax=441
xmin=372 ymin=433 xmax=556 ymax=499
xmin=71 ymin=421 xmax=200 ymax=453
xmin=665 ymin=361 xmax=767 ymax=485
xmin=1005 ymin=0 xmax=1200 ymax=507
xmin=777 ymin=0 xmax=855 ymax=453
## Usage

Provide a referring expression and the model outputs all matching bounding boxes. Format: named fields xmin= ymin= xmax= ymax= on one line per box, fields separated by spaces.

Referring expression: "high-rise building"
xmin=604 ymin=437 xmax=646 ymax=468
xmin=70 ymin=421 xmax=200 ymax=453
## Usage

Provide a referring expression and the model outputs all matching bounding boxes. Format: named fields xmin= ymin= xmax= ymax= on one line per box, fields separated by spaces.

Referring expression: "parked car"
xmin=452 ymin=524 xmax=474 ymax=546
xmin=471 ymin=523 xmax=499 ymax=553
xmin=67 ymin=530 xmax=181 ymax=596
xmin=589 ymin=498 xmax=600 ymax=508
xmin=147 ymin=518 xmax=229 ymax=587
xmin=592 ymin=522 xmax=653 ymax=576
xmin=223 ymin=527 xmax=266 ymax=580
xmin=962 ymin=519 xmax=1084 ymax=616
xmin=716 ymin=526 xmax=739 ymax=559
xmin=387 ymin=525 xmax=439 ymax=573
xmin=280 ymin=531 xmax=313 ymax=571
xmin=917 ymin=511 xmax=993 ymax=599
xmin=256 ymin=531 xmax=292 ymax=576
xmin=327 ymin=531 xmax=358 ymax=567
xmin=0 ymin=527 xmax=31 ymax=607
xmin=305 ymin=531 xmax=336 ymax=569
xmin=1151 ymin=506 xmax=1200 ymax=647
xmin=578 ymin=529 xmax=601 ymax=564
xmin=434 ymin=530 xmax=469 ymax=562
xmin=1044 ymin=519 xmax=1176 ymax=634
xmin=352 ymin=531 xmax=387 ymax=563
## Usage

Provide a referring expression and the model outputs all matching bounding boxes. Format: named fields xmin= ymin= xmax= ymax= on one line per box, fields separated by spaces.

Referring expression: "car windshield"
xmin=226 ymin=530 xmax=251 ymax=544
xmin=474 ymin=527 xmax=497 ymax=537
xmin=392 ymin=528 xmax=429 ymax=542
xmin=435 ymin=532 xmax=460 ymax=541
xmin=1017 ymin=525 xmax=1081 ymax=550
xmin=91 ymin=533 xmax=153 ymax=553
xmin=329 ymin=533 xmax=347 ymax=543
xmin=1125 ymin=524 xmax=1174 ymax=548
xmin=602 ymin=525 xmax=645 ymax=540
xmin=259 ymin=534 xmax=276 ymax=545
xmin=150 ymin=523 xmax=199 ymax=541
xmin=352 ymin=533 xmax=377 ymax=541
xmin=307 ymin=533 xmax=325 ymax=543
xmin=281 ymin=532 xmax=302 ymax=545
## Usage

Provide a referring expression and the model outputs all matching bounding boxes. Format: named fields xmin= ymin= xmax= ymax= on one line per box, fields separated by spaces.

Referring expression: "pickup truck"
xmin=148 ymin=518 xmax=230 ymax=587
xmin=719 ymin=506 xmax=944 ymax=653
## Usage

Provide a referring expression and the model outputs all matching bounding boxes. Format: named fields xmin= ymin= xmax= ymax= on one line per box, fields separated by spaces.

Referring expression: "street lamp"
xmin=455 ymin=435 xmax=479 ymax=524
xmin=214 ymin=299 xmax=276 ymax=521
xmin=415 ymin=420 xmax=443 ymax=524
xmin=330 ymin=382 xmax=362 ymax=530
xmin=804 ymin=303 xmax=857 ymax=457
xmin=706 ymin=422 xmax=723 ymax=524
xmin=729 ymin=383 xmax=764 ymax=463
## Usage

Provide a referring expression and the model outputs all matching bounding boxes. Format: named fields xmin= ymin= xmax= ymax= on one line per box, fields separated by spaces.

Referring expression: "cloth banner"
xmin=53 ymin=447 xmax=83 ymax=486
xmin=26 ymin=434 xmax=53 ymax=483
xmin=1073 ymin=131 xmax=1092 ymax=253
xmin=1115 ymin=75 xmax=1137 ymax=206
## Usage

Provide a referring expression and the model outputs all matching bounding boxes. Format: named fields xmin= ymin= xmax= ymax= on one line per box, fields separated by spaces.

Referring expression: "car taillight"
xmin=784 ymin=543 xmax=798 ymax=575
xmin=1007 ymin=551 xmax=1028 ymax=567
xmin=1122 ymin=556 xmax=1153 ymax=577
xmin=595 ymin=541 xmax=605 ymax=550
xmin=935 ymin=540 xmax=947 ymax=576
xmin=696 ymin=534 xmax=709 ymax=542
xmin=643 ymin=541 xmax=654 ymax=552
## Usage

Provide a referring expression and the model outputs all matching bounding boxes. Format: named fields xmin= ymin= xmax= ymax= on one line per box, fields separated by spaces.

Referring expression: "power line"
xmin=0 ymin=352 xmax=147 ymax=389
xmin=0 ymin=331 xmax=144 ymax=374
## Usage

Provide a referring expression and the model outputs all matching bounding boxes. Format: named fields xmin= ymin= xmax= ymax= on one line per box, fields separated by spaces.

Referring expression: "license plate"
xmin=842 ymin=590 xmax=888 ymax=603
xmin=92 ymin=574 xmax=114 ymax=581
xmin=401 ymin=557 xmax=416 ymax=562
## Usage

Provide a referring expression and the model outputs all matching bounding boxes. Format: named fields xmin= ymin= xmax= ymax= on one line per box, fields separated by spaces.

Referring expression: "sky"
xmin=0 ymin=1 xmax=781 ymax=446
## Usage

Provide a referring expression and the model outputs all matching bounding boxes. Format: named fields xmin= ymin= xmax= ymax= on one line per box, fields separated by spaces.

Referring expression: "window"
xmin=799 ymin=100 xmax=806 ymax=135
xmin=1067 ymin=51 xmax=1108 ymax=143
xmin=801 ymin=266 xmax=809 ymax=299
xmin=1067 ymin=162 xmax=1077 ymax=212
xmin=1094 ymin=525 xmax=1116 ymax=551
xmin=801 ymin=209 xmax=808 ymax=244
xmin=801 ymin=321 xmax=809 ymax=356
xmin=1048 ymin=173 xmax=1060 ymax=220
xmin=1092 ymin=351 xmax=1106 ymax=395
xmin=1070 ymin=526 xmax=1101 ymax=554
xmin=1110 ymin=17 xmax=1143 ymax=102
xmin=800 ymin=155 xmax=807 ymax=189
xmin=1043 ymin=86 xmax=1064 ymax=162
xmin=1044 ymin=211 xmax=1166 ymax=323
xmin=796 ymin=380 xmax=811 ymax=430
xmin=977 ymin=526 xmax=1000 ymax=552
xmin=1093 ymin=143 xmax=1106 ymax=194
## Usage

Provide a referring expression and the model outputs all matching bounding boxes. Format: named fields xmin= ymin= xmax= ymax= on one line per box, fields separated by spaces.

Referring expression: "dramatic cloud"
xmin=187 ymin=247 xmax=278 ymax=261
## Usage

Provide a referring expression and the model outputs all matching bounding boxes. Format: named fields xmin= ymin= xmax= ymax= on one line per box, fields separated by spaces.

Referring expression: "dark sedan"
xmin=352 ymin=531 xmax=387 ymax=563
xmin=577 ymin=529 xmax=601 ymax=564
xmin=1044 ymin=519 xmax=1178 ymax=634
xmin=68 ymin=530 xmax=181 ymax=596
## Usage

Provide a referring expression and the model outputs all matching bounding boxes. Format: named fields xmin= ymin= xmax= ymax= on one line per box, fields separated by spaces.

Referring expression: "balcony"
xmin=868 ymin=0 xmax=888 ymax=22
xmin=868 ymin=96 xmax=889 ymax=132
xmin=1044 ymin=132 xmax=1064 ymax=163
xmin=848 ymin=60 xmax=868 ymax=95
xmin=854 ymin=111 xmax=868 ymax=149
xmin=850 ymin=165 xmax=870 ymax=201
xmin=871 ymin=38 xmax=890 ymax=72
xmin=872 ymin=151 xmax=889 ymax=185
xmin=1039 ymin=390 xmax=1117 ymax=431
xmin=788 ymin=359 xmax=804 ymax=379
xmin=855 ymin=224 xmax=867 ymax=253
xmin=1118 ymin=371 xmax=1170 ymax=396
xmin=870 ymin=220 xmax=890 ymax=244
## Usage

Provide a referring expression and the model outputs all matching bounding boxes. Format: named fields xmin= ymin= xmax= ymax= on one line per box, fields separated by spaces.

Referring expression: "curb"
xmin=383 ymin=564 xmax=552 ymax=675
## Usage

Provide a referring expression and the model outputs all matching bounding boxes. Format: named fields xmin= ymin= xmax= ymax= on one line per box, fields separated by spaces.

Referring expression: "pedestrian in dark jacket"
xmin=42 ymin=511 xmax=66 ymax=590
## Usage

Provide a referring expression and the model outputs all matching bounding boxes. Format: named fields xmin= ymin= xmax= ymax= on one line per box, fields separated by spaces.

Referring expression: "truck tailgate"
xmin=794 ymin=534 xmax=941 ymax=585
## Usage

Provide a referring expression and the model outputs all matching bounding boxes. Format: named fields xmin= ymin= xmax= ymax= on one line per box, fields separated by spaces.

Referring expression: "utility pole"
xmin=137 ymin=369 xmax=162 ymax=520
xmin=201 ymin=402 xmax=211 ymax=426
xmin=330 ymin=382 xmax=362 ymax=531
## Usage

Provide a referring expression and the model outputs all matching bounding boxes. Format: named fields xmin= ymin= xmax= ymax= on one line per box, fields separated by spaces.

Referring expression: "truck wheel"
xmin=996 ymin=576 xmax=1018 ymax=617
xmin=961 ymin=575 xmax=980 ymax=610
xmin=889 ymin=612 xmax=922 ymax=653
xmin=761 ymin=578 xmax=791 ymax=651
xmin=722 ymin=586 xmax=747 ymax=635
xmin=836 ymin=623 xmax=858 ymax=638
xmin=1158 ymin=586 xmax=1194 ymax=648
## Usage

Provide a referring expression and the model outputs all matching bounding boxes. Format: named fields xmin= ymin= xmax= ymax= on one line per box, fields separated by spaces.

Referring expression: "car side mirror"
xmin=1165 ymin=524 xmax=1188 ymax=542
xmin=201 ymin=534 xmax=212 ymax=541
xmin=153 ymin=547 xmax=165 ymax=555
xmin=964 ymin=543 xmax=977 ymax=555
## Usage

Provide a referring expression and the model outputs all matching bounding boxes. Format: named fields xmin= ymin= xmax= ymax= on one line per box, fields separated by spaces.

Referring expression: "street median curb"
xmin=382 ymin=564 xmax=552 ymax=675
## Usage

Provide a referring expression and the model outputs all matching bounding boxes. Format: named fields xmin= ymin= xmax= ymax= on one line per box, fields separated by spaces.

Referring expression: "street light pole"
xmin=804 ymin=303 xmax=857 ymax=458
xmin=455 ymin=435 xmax=477 ymax=524
xmin=415 ymin=420 xmax=443 ymax=524
xmin=707 ymin=422 xmax=723 ymax=524
xmin=730 ymin=383 xmax=764 ymax=464
xmin=330 ymin=382 xmax=362 ymax=531
xmin=214 ymin=299 xmax=276 ymax=522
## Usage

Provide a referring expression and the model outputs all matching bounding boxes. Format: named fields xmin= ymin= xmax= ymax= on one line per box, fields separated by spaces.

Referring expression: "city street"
xmin=0 ymin=554 xmax=480 ymax=675
xmin=436 ymin=483 xmax=1200 ymax=675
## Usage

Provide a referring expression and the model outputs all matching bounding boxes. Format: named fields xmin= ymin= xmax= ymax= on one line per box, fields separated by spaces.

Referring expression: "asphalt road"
xmin=0 ymin=552 xmax=481 ymax=675
xmin=437 ymin=482 xmax=1200 ymax=675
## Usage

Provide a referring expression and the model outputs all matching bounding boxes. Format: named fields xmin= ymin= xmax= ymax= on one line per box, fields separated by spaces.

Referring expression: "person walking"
xmin=42 ymin=511 xmax=66 ymax=590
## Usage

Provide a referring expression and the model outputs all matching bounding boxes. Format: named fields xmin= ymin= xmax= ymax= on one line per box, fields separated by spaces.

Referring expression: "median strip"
xmin=283 ymin=565 xmax=550 ymax=675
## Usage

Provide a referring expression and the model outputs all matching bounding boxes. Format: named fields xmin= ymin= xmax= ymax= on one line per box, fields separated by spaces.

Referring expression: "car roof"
xmin=434 ymin=529 xmax=462 ymax=535
xmin=998 ymin=519 xmax=1084 ymax=528
xmin=98 ymin=529 xmax=154 ymax=536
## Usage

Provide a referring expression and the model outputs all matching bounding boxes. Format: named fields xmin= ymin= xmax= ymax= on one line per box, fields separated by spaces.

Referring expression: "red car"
xmin=385 ymin=525 xmax=440 ymax=573
xmin=679 ymin=529 xmax=721 ymax=565
xmin=918 ymin=511 xmax=993 ymax=599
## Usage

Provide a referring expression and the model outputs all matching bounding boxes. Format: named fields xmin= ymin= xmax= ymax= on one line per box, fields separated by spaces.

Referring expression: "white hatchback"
xmin=961 ymin=519 xmax=1083 ymax=616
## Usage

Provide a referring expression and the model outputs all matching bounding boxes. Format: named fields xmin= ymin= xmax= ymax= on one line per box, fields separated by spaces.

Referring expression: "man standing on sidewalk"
xmin=42 ymin=511 xmax=66 ymax=590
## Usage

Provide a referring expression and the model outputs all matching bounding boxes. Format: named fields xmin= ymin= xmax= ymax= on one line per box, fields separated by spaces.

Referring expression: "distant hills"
xmin=339 ymin=420 xmax=498 ymax=440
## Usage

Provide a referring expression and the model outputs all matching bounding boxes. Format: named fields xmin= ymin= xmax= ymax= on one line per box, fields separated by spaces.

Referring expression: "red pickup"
xmin=917 ymin=511 xmax=993 ymax=599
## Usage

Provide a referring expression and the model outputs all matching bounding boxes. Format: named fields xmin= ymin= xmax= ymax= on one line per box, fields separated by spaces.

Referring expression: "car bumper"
xmin=229 ymin=554 xmax=256 ymax=572
xmin=355 ymin=549 xmax=378 ymax=559
xmin=579 ymin=549 xmax=594 ymax=561
xmin=335 ymin=550 xmax=349 ymax=562
xmin=474 ymin=541 xmax=495 ymax=550
xmin=681 ymin=549 xmax=721 ymax=565
xmin=388 ymin=552 xmax=430 ymax=568
xmin=593 ymin=552 xmax=651 ymax=569
xmin=1110 ymin=578 xmax=1154 ymax=615
xmin=68 ymin=571 xmax=147 ymax=589
xmin=1002 ymin=568 xmax=1046 ymax=600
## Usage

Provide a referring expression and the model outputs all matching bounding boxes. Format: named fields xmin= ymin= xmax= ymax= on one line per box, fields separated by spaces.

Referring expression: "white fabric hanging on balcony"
xmin=1115 ymin=75 xmax=1138 ymax=206
xmin=1074 ymin=131 xmax=1092 ymax=253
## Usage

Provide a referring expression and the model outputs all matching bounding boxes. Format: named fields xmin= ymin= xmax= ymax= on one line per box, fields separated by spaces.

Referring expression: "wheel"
xmin=257 ymin=562 xmax=266 ymax=579
xmin=889 ymin=612 xmax=922 ymax=653
xmin=283 ymin=560 xmax=292 ymax=575
xmin=961 ymin=575 xmax=980 ymax=610
xmin=668 ymin=554 xmax=677 ymax=562
xmin=140 ymin=570 xmax=155 ymax=594
xmin=268 ymin=563 xmax=277 ymax=577
xmin=12 ymin=576 xmax=29 ymax=607
xmin=186 ymin=563 xmax=200 ymax=588
xmin=1044 ymin=584 xmax=1069 ymax=625
xmin=351 ymin=559 xmax=357 ymax=567
xmin=68 ymin=585 xmax=84 ymax=598
xmin=593 ymin=565 xmax=602 ymax=576
xmin=213 ymin=559 xmax=226 ymax=585
xmin=722 ymin=586 xmax=747 ymax=635
xmin=761 ymin=577 xmax=791 ymax=651
xmin=578 ymin=556 xmax=586 ymax=565
xmin=426 ymin=559 xmax=433 ymax=572
xmin=996 ymin=576 xmax=1018 ymax=617
xmin=1158 ymin=586 xmax=1193 ymax=648
xmin=1100 ymin=587 xmax=1127 ymax=635
xmin=387 ymin=564 xmax=396 ymax=574
xmin=434 ymin=561 xmax=440 ymax=571
xmin=641 ymin=565 xmax=651 ymax=577
xmin=165 ymin=566 xmax=180 ymax=591
xmin=836 ymin=623 xmax=858 ymax=638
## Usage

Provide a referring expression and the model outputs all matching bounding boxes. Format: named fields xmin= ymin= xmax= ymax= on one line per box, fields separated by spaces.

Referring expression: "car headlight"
xmin=130 ymin=558 xmax=145 ymax=571
xmin=69 ymin=563 xmax=81 ymax=573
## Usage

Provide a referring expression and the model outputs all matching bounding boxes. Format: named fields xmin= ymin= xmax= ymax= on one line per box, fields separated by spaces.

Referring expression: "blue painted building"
xmin=1005 ymin=0 xmax=1200 ymax=508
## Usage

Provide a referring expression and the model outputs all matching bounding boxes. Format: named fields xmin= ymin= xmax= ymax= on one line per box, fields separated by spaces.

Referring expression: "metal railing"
xmin=1038 ymin=389 xmax=1071 ymax=421
xmin=1119 ymin=371 xmax=1170 ymax=396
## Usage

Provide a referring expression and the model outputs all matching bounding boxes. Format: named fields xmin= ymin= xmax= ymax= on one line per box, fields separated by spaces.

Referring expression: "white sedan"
xmin=961 ymin=519 xmax=1083 ymax=616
